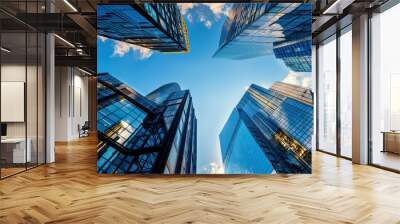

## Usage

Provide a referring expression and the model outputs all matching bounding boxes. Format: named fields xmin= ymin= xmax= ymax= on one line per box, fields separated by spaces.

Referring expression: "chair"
xmin=78 ymin=121 xmax=90 ymax=138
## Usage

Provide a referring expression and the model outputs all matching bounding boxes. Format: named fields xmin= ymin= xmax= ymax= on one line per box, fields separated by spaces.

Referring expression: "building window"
xmin=317 ymin=35 xmax=337 ymax=154
xmin=340 ymin=27 xmax=352 ymax=158
xmin=370 ymin=3 xmax=400 ymax=171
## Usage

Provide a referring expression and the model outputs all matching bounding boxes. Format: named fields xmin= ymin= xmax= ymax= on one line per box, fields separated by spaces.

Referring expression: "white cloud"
xmin=204 ymin=20 xmax=212 ymax=29
xmin=179 ymin=3 xmax=229 ymax=17
xmin=178 ymin=3 xmax=231 ymax=28
xmin=179 ymin=3 xmax=196 ymax=15
xmin=202 ymin=162 xmax=224 ymax=174
xmin=187 ymin=13 xmax=193 ymax=23
xmin=98 ymin=35 xmax=153 ymax=60
xmin=281 ymin=72 xmax=312 ymax=88
xmin=97 ymin=35 xmax=108 ymax=42
xmin=199 ymin=14 xmax=206 ymax=22
xmin=112 ymin=40 xmax=153 ymax=59
xmin=198 ymin=14 xmax=212 ymax=29
xmin=201 ymin=3 xmax=230 ymax=18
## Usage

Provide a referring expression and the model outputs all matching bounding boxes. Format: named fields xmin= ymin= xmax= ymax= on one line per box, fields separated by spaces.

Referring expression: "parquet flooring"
xmin=0 ymin=167 xmax=26 ymax=178
xmin=1 ymin=135 xmax=400 ymax=224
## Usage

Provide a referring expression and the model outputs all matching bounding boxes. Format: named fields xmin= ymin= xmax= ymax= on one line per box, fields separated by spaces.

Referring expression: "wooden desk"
xmin=381 ymin=131 xmax=400 ymax=154
xmin=1 ymin=138 xmax=31 ymax=163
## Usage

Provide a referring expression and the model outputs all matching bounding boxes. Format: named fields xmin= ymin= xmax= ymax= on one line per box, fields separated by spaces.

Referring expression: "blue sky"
xmin=97 ymin=4 xmax=310 ymax=173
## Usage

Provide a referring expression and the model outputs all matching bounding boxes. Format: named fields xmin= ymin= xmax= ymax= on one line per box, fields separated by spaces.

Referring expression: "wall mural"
xmin=97 ymin=3 xmax=313 ymax=174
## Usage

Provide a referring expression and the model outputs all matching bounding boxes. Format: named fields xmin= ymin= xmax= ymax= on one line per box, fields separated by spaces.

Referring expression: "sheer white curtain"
xmin=340 ymin=29 xmax=352 ymax=158
xmin=318 ymin=37 xmax=337 ymax=154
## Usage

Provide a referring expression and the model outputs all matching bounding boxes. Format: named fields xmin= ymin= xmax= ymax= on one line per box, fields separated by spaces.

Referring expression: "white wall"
xmin=0 ymin=65 xmax=42 ymax=138
xmin=72 ymin=72 xmax=89 ymax=138
xmin=54 ymin=67 xmax=89 ymax=141
xmin=1 ymin=63 xmax=46 ymax=164
xmin=1 ymin=82 xmax=25 ymax=122
xmin=1 ymin=65 xmax=26 ymax=138
xmin=55 ymin=66 xmax=69 ymax=141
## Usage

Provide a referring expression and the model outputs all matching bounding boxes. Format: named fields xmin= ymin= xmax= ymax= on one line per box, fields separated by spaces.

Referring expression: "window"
xmin=370 ymin=4 xmax=400 ymax=171
xmin=340 ymin=27 xmax=352 ymax=158
xmin=317 ymin=35 xmax=337 ymax=154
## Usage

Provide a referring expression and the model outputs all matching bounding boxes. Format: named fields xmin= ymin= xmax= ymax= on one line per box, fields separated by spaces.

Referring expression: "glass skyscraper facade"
xmin=220 ymin=82 xmax=313 ymax=174
xmin=97 ymin=3 xmax=189 ymax=52
xmin=214 ymin=3 xmax=311 ymax=72
xmin=273 ymin=39 xmax=311 ymax=72
xmin=97 ymin=73 xmax=197 ymax=174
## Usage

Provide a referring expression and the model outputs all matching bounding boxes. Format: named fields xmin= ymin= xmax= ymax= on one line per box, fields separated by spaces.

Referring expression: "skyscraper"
xmin=97 ymin=3 xmax=189 ymax=53
xmin=97 ymin=73 xmax=197 ymax=174
xmin=273 ymin=38 xmax=312 ymax=72
xmin=213 ymin=3 xmax=311 ymax=72
xmin=219 ymin=82 xmax=313 ymax=174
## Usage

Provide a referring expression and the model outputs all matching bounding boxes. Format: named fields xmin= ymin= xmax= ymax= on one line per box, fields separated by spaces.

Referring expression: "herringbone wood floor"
xmin=1 ymin=136 xmax=400 ymax=224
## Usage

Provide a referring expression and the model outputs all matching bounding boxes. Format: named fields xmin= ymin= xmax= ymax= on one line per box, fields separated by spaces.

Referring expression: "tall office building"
xmin=219 ymin=82 xmax=313 ymax=174
xmin=97 ymin=73 xmax=197 ymax=174
xmin=214 ymin=3 xmax=311 ymax=72
xmin=273 ymin=39 xmax=311 ymax=72
xmin=97 ymin=3 xmax=189 ymax=53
